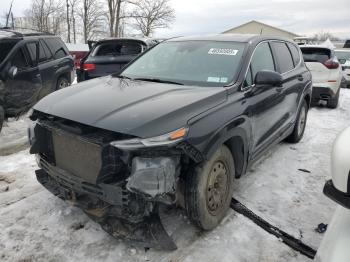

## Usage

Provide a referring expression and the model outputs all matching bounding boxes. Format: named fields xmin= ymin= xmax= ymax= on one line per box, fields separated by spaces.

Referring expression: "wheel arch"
xmin=202 ymin=117 xmax=251 ymax=178
xmin=304 ymin=93 xmax=311 ymax=108
xmin=302 ymin=81 xmax=312 ymax=108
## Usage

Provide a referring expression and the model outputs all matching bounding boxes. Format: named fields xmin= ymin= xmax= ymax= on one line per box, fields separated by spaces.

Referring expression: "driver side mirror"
xmin=8 ymin=66 xmax=18 ymax=79
xmin=254 ymin=70 xmax=283 ymax=87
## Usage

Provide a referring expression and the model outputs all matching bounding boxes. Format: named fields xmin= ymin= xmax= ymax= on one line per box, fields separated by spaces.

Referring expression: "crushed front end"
xmin=28 ymin=112 xmax=201 ymax=250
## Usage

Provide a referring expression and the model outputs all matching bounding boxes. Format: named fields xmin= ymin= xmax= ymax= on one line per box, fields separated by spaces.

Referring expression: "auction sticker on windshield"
xmin=208 ymin=48 xmax=238 ymax=55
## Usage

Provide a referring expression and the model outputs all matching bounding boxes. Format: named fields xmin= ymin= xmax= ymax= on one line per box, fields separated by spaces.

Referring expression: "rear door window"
xmin=26 ymin=42 xmax=38 ymax=64
xmin=44 ymin=38 xmax=68 ymax=59
xmin=300 ymin=47 xmax=331 ymax=64
xmin=92 ymin=41 xmax=144 ymax=56
xmin=287 ymin=43 xmax=301 ymax=66
xmin=250 ymin=42 xmax=275 ymax=81
xmin=271 ymin=42 xmax=294 ymax=73
xmin=38 ymin=40 xmax=52 ymax=62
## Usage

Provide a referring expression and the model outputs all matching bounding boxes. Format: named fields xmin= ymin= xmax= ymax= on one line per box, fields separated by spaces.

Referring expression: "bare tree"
xmin=314 ymin=31 xmax=340 ymax=42
xmin=78 ymin=0 xmax=104 ymax=43
xmin=25 ymin=0 xmax=64 ymax=33
xmin=69 ymin=0 xmax=78 ymax=43
xmin=106 ymin=0 xmax=137 ymax=37
xmin=132 ymin=0 xmax=175 ymax=37
xmin=66 ymin=0 xmax=71 ymax=42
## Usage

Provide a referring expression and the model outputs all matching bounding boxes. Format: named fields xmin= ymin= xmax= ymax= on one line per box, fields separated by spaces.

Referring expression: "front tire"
xmin=56 ymin=76 xmax=70 ymax=90
xmin=328 ymin=88 xmax=340 ymax=109
xmin=185 ymin=145 xmax=235 ymax=230
xmin=286 ymin=99 xmax=308 ymax=143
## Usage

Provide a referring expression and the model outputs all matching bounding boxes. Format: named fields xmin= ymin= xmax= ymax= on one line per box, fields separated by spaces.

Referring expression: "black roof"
xmin=167 ymin=34 xmax=293 ymax=44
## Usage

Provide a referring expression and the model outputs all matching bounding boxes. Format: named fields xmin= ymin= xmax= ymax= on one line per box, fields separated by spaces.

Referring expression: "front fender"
xmin=187 ymin=113 xmax=251 ymax=178
xmin=54 ymin=58 xmax=74 ymax=84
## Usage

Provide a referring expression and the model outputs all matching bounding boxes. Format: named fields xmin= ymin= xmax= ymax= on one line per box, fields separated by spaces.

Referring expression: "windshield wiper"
xmin=116 ymin=75 xmax=132 ymax=80
xmin=133 ymin=77 xmax=184 ymax=85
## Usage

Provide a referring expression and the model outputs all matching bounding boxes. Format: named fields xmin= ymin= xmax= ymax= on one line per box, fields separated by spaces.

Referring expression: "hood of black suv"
xmin=33 ymin=76 xmax=227 ymax=138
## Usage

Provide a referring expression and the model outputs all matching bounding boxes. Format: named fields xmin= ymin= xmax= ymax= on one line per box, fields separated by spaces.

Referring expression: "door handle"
xmin=36 ymin=74 xmax=41 ymax=78
xmin=297 ymin=75 xmax=304 ymax=81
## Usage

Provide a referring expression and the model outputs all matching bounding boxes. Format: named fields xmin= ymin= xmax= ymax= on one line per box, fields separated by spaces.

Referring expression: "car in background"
xmin=344 ymin=40 xmax=350 ymax=48
xmin=65 ymin=43 xmax=89 ymax=70
xmin=77 ymin=38 xmax=158 ymax=82
xmin=0 ymin=28 xmax=74 ymax=132
xmin=335 ymin=49 xmax=350 ymax=88
xmin=316 ymin=127 xmax=350 ymax=262
xmin=29 ymin=34 xmax=312 ymax=249
xmin=301 ymin=46 xmax=342 ymax=108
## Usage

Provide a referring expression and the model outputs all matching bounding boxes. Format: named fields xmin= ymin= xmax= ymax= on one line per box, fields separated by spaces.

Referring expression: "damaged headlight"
xmin=110 ymin=127 xmax=188 ymax=150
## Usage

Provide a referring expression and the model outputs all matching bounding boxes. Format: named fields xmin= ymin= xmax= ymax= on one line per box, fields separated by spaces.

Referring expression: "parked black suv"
xmin=28 ymin=34 xmax=312 ymax=249
xmin=77 ymin=38 xmax=158 ymax=82
xmin=0 ymin=29 xmax=74 ymax=131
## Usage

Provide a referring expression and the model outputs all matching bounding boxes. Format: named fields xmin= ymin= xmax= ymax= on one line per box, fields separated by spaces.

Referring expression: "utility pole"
xmin=6 ymin=0 xmax=14 ymax=28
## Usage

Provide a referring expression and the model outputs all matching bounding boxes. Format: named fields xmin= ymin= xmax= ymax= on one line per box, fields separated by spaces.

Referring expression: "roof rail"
xmin=0 ymin=27 xmax=54 ymax=37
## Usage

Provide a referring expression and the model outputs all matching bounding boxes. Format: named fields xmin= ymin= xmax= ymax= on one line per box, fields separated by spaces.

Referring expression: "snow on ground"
xmin=1 ymin=89 xmax=350 ymax=261
xmin=0 ymin=116 xmax=31 ymax=155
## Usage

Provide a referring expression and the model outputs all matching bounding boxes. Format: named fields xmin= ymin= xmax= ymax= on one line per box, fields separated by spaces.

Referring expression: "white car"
xmin=301 ymin=46 xmax=343 ymax=108
xmin=335 ymin=49 xmax=350 ymax=88
xmin=316 ymin=127 xmax=350 ymax=262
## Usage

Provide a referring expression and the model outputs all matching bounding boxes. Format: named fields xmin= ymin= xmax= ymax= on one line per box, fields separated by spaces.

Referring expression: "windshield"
xmin=120 ymin=41 xmax=246 ymax=87
xmin=0 ymin=39 xmax=18 ymax=63
xmin=335 ymin=51 xmax=350 ymax=64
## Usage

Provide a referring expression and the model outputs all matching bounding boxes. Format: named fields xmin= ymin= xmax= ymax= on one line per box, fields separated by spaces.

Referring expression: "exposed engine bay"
xmin=28 ymin=112 xmax=202 ymax=250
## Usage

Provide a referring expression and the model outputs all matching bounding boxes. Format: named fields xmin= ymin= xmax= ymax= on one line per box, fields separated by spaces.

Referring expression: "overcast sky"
xmin=1 ymin=0 xmax=350 ymax=39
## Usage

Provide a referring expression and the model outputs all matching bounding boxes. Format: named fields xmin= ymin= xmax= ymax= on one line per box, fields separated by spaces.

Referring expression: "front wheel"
xmin=286 ymin=99 xmax=308 ymax=143
xmin=185 ymin=145 xmax=235 ymax=230
xmin=56 ymin=77 xmax=70 ymax=90
xmin=328 ymin=88 xmax=340 ymax=109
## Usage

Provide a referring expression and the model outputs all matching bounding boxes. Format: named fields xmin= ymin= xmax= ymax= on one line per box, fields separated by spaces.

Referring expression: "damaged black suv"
xmin=28 ymin=34 xmax=312 ymax=249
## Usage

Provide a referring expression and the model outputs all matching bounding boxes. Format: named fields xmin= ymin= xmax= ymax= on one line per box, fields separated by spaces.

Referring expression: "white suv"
xmin=316 ymin=127 xmax=350 ymax=262
xmin=301 ymin=46 xmax=342 ymax=108
xmin=335 ymin=49 xmax=350 ymax=88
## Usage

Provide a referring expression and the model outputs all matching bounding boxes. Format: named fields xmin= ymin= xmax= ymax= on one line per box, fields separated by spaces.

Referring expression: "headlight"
xmin=110 ymin=127 xmax=188 ymax=150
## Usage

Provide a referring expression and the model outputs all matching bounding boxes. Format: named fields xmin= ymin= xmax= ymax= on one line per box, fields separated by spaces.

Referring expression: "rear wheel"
xmin=328 ymin=88 xmax=340 ymax=109
xmin=56 ymin=76 xmax=69 ymax=90
xmin=185 ymin=145 xmax=235 ymax=230
xmin=286 ymin=99 xmax=308 ymax=143
xmin=0 ymin=106 xmax=4 ymax=133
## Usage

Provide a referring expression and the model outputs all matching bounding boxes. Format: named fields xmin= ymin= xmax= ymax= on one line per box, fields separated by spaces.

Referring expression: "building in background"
xmin=222 ymin=20 xmax=299 ymax=39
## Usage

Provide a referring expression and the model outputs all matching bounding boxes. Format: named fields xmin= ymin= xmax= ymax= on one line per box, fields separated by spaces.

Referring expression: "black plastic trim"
xmin=323 ymin=179 xmax=350 ymax=209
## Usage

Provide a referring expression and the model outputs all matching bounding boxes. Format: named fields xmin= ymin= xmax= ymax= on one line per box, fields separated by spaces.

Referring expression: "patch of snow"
xmin=65 ymin=43 xmax=89 ymax=52
xmin=0 ymin=115 xmax=31 ymax=155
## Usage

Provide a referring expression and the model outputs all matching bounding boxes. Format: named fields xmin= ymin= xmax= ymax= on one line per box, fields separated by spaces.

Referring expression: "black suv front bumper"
xmin=36 ymin=159 xmax=177 ymax=250
xmin=29 ymin=120 xmax=180 ymax=250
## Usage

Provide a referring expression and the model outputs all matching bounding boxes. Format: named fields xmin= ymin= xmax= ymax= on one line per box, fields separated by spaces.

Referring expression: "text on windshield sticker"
xmin=208 ymin=48 xmax=238 ymax=56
